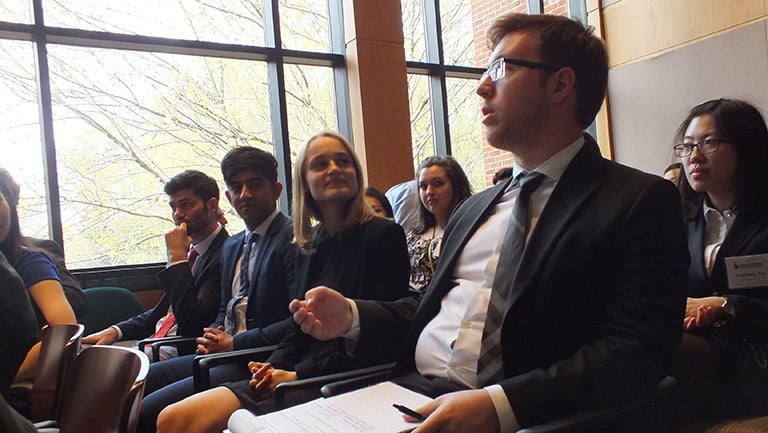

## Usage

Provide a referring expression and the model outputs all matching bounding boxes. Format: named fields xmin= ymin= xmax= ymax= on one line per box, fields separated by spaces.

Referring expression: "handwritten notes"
xmin=227 ymin=381 xmax=432 ymax=433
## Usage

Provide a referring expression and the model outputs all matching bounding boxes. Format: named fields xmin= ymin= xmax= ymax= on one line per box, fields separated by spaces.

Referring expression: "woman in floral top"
xmin=407 ymin=156 xmax=472 ymax=292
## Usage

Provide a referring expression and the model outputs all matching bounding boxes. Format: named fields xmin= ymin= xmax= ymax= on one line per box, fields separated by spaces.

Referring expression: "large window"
xmin=402 ymin=0 xmax=580 ymax=188
xmin=0 ymin=0 xmax=347 ymax=268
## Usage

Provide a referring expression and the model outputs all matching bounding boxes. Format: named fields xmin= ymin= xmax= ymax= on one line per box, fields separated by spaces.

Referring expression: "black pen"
xmin=393 ymin=403 xmax=426 ymax=422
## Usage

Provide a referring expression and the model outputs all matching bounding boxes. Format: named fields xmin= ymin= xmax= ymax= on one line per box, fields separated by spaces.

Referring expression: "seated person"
xmin=0 ymin=169 xmax=77 ymax=385
xmin=385 ymin=179 xmax=420 ymax=233
xmin=407 ymin=156 xmax=472 ymax=292
xmin=364 ymin=187 xmax=393 ymax=218
xmin=82 ymin=170 xmax=227 ymax=359
xmin=0 ymin=169 xmax=87 ymax=319
xmin=153 ymin=132 xmax=410 ymax=433
xmin=663 ymin=162 xmax=682 ymax=187
xmin=288 ymin=13 xmax=687 ymax=432
xmin=670 ymin=98 xmax=768 ymax=420
xmin=0 ymin=250 xmax=38 ymax=398
xmin=26 ymin=237 xmax=87 ymax=320
xmin=137 ymin=147 xmax=298 ymax=431
xmin=0 ymin=250 xmax=37 ymax=431
xmin=492 ymin=166 xmax=514 ymax=185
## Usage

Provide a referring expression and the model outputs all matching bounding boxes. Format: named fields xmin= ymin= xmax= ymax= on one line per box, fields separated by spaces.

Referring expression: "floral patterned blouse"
xmin=406 ymin=229 xmax=442 ymax=292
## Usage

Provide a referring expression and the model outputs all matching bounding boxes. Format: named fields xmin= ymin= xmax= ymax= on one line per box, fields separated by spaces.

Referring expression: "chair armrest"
xmin=137 ymin=336 xmax=197 ymax=362
xmin=274 ymin=363 xmax=395 ymax=409
xmin=192 ymin=345 xmax=278 ymax=393
xmin=516 ymin=376 xmax=679 ymax=433
xmin=316 ymin=363 xmax=396 ymax=399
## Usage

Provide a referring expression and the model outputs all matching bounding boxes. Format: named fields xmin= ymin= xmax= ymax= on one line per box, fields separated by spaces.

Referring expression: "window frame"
xmin=0 ymin=0 xmax=351 ymax=270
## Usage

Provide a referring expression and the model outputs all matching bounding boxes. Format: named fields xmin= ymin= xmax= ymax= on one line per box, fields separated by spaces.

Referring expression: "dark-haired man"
xmin=83 ymin=170 xmax=227 ymax=358
xmin=290 ymin=12 xmax=688 ymax=432
xmin=138 ymin=147 xmax=296 ymax=433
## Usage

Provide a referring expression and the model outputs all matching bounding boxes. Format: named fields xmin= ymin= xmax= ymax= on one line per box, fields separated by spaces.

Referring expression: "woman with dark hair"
xmin=407 ymin=155 xmax=472 ymax=292
xmin=364 ymin=187 xmax=393 ymax=218
xmin=155 ymin=132 xmax=410 ymax=433
xmin=0 ymin=169 xmax=76 ymax=383
xmin=671 ymin=98 xmax=768 ymax=420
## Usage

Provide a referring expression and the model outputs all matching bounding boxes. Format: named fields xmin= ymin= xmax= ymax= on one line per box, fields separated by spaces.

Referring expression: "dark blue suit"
xmin=216 ymin=212 xmax=297 ymax=349
xmin=138 ymin=213 xmax=296 ymax=433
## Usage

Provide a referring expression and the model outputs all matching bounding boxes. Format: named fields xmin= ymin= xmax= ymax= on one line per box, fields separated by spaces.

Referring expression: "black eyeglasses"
xmin=673 ymin=139 xmax=726 ymax=157
xmin=482 ymin=57 xmax=560 ymax=82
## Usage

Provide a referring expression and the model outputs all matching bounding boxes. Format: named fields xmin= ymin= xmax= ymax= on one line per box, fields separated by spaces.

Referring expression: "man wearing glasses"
xmin=290 ymin=12 xmax=688 ymax=432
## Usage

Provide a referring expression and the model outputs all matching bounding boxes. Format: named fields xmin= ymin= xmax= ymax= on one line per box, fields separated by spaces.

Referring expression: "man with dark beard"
xmin=83 ymin=170 xmax=228 ymax=360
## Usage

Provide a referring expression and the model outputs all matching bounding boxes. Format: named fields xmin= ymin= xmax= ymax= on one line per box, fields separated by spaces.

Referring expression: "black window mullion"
xmin=328 ymin=0 xmax=352 ymax=142
xmin=528 ymin=0 xmax=544 ymax=14
xmin=264 ymin=0 xmax=292 ymax=212
xmin=423 ymin=0 xmax=450 ymax=155
xmin=32 ymin=0 xmax=64 ymax=247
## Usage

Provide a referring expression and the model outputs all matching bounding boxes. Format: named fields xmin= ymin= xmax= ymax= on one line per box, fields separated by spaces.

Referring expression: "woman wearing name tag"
xmin=671 ymin=98 xmax=768 ymax=421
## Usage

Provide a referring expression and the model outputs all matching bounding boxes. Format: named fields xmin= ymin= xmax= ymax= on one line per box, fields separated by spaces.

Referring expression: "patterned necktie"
xmin=151 ymin=246 xmax=198 ymax=339
xmin=187 ymin=246 xmax=199 ymax=270
xmin=476 ymin=171 xmax=546 ymax=386
xmin=238 ymin=232 xmax=256 ymax=297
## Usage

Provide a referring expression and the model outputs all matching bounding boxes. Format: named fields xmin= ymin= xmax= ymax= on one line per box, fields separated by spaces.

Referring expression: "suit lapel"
xmin=193 ymin=228 xmax=228 ymax=282
xmin=505 ymin=145 xmax=603 ymax=310
xmin=222 ymin=231 xmax=245 ymax=298
xmin=711 ymin=206 xmax=768 ymax=283
xmin=687 ymin=216 xmax=708 ymax=293
xmin=417 ymin=181 xmax=508 ymax=318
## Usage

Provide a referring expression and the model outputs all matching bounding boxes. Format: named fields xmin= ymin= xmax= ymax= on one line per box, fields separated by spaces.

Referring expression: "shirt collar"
xmin=192 ymin=223 xmax=222 ymax=257
xmin=250 ymin=208 xmax=279 ymax=238
xmin=511 ymin=135 xmax=585 ymax=183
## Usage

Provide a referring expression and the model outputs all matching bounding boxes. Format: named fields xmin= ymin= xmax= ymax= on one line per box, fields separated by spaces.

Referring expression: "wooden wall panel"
xmin=607 ymin=20 xmax=768 ymax=176
xmin=603 ymin=0 xmax=766 ymax=67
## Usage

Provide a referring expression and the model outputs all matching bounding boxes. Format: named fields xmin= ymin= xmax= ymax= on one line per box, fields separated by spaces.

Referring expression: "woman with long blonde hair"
xmin=155 ymin=131 xmax=410 ymax=433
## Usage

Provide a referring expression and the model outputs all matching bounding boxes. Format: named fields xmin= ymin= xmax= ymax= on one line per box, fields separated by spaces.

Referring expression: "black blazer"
xmin=213 ymin=212 xmax=298 ymax=349
xmin=687 ymin=201 xmax=768 ymax=337
xmin=116 ymin=227 xmax=228 ymax=340
xmin=355 ymin=141 xmax=689 ymax=427
xmin=268 ymin=217 xmax=411 ymax=379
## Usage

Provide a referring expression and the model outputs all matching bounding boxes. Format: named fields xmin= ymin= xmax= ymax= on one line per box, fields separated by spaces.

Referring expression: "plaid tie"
xmin=476 ymin=171 xmax=545 ymax=386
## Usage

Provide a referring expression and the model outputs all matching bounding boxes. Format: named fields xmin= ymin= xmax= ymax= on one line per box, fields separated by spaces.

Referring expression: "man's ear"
xmin=225 ymin=190 xmax=233 ymax=204
xmin=549 ymin=66 xmax=576 ymax=104
xmin=207 ymin=197 xmax=219 ymax=213
xmin=272 ymin=182 xmax=284 ymax=201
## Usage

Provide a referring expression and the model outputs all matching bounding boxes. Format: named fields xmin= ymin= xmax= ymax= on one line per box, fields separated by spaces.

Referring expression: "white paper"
xmin=227 ymin=381 xmax=432 ymax=433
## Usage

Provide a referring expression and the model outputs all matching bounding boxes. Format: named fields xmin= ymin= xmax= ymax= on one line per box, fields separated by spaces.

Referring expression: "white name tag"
xmin=725 ymin=253 xmax=768 ymax=289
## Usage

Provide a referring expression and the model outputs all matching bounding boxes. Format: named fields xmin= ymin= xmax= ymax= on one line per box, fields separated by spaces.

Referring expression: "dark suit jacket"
xmin=687 ymin=201 xmax=768 ymax=337
xmin=116 ymin=227 xmax=228 ymax=340
xmin=213 ymin=212 xmax=298 ymax=350
xmin=268 ymin=217 xmax=411 ymax=379
xmin=355 ymin=141 xmax=689 ymax=427
xmin=0 ymin=252 xmax=38 ymax=397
